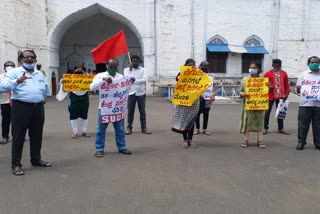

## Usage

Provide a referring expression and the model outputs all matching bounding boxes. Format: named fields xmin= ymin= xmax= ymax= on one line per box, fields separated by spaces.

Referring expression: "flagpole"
xmin=127 ymin=52 xmax=131 ymax=64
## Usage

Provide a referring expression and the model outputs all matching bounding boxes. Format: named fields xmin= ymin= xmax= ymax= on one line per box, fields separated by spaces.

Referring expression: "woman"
xmin=172 ymin=58 xmax=200 ymax=148
xmin=239 ymin=62 xmax=266 ymax=148
xmin=194 ymin=61 xmax=215 ymax=135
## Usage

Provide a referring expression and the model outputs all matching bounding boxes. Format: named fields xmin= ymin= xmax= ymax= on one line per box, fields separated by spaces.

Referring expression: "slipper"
xmin=12 ymin=166 xmax=24 ymax=176
xmin=203 ymin=131 xmax=211 ymax=135
xmin=82 ymin=132 xmax=90 ymax=137
xmin=257 ymin=141 xmax=266 ymax=149
xmin=193 ymin=129 xmax=200 ymax=135
xmin=72 ymin=133 xmax=78 ymax=139
xmin=241 ymin=140 xmax=248 ymax=148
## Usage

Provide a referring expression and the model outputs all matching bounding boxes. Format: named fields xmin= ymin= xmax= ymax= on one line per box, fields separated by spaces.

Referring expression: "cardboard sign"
xmin=300 ymin=80 xmax=320 ymax=101
xmin=63 ymin=74 xmax=95 ymax=92
xmin=245 ymin=77 xmax=269 ymax=110
xmin=172 ymin=66 xmax=212 ymax=106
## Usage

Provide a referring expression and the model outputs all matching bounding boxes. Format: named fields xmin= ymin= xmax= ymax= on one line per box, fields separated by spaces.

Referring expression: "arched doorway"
xmin=51 ymin=72 xmax=57 ymax=95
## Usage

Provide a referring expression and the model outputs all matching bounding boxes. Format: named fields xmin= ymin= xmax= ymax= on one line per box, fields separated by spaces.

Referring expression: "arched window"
xmin=206 ymin=35 xmax=228 ymax=73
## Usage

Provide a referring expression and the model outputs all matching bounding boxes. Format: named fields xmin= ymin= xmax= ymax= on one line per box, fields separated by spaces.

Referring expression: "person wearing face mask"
xmin=295 ymin=56 xmax=320 ymax=150
xmin=2 ymin=50 xmax=51 ymax=176
xmin=193 ymin=61 xmax=215 ymax=135
xmin=124 ymin=55 xmax=152 ymax=135
xmin=0 ymin=61 xmax=15 ymax=145
xmin=263 ymin=59 xmax=290 ymax=135
xmin=60 ymin=66 xmax=90 ymax=139
xmin=239 ymin=63 xmax=266 ymax=148
xmin=90 ymin=58 xmax=135 ymax=157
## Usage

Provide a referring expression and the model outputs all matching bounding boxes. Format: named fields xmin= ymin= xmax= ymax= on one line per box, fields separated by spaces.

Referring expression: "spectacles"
xmin=22 ymin=56 xmax=36 ymax=60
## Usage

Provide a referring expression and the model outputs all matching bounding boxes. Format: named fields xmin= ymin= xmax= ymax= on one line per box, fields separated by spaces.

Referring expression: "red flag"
xmin=91 ymin=30 xmax=129 ymax=64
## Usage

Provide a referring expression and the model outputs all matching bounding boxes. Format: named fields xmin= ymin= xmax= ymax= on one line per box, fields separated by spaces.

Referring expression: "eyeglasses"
xmin=22 ymin=56 xmax=36 ymax=60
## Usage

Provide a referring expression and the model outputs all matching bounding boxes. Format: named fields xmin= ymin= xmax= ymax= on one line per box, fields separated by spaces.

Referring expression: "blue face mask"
xmin=22 ymin=62 xmax=35 ymax=70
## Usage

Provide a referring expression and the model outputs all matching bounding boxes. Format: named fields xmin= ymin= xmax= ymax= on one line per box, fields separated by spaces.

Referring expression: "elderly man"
xmin=0 ymin=61 xmax=15 ymax=145
xmin=2 ymin=50 xmax=51 ymax=176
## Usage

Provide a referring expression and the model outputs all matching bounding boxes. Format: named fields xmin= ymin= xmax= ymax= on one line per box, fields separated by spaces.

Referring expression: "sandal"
xmin=257 ymin=141 xmax=266 ymax=149
xmin=182 ymin=141 xmax=189 ymax=148
xmin=203 ymin=130 xmax=211 ymax=135
xmin=82 ymin=132 xmax=90 ymax=137
xmin=72 ymin=133 xmax=78 ymax=139
xmin=189 ymin=141 xmax=198 ymax=148
xmin=240 ymin=140 xmax=248 ymax=148
xmin=193 ymin=129 xmax=200 ymax=135
xmin=12 ymin=166 xmax=24 ymax=176
xmin=94 ymin=151 xmax=104 ymax=158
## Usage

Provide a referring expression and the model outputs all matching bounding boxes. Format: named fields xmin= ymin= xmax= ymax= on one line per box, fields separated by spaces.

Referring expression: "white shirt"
xmin=123 ymin=66 xmax=147 ymax=96
xmin=0 ymin=71 xmax=10 ymax=104
xmin=296 ymin=69 xmax=320 ymax=107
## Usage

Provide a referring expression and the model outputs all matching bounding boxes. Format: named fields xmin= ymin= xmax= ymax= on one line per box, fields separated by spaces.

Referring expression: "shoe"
xmin=125 ymin=128 xmax=132 ymax=135
xmin=315 ymin=145 xmax=320 ymax=150
xmin=31 ymin=160 xmax=52 ymax=167
xmin=94 ymin=151 xmax=104 ymax=158
xmin=182 ymin=141 xmax=189 ymax=148
xmin=72 ymin=133 xmax=78 ymax=139
xmin=189 ymin=141 xmax=198 ymax=148
xmin=278 ymin=129 xmax=290 ymax=135
xmin=12 ymin=166 xmax=24 ymax=176
xmin=0 ymin=138 xmax=9 ymax=145
xmin=296 ymin=143 xmax=304 ymax=150
xmin=193 ymin=129 xmax=200 ymax=135
xmin=263 ymin=129 xmax=268 ymax=135
xmin=203 ymin=130 xmax=211 ymax=135
xmin=141 ymin=128 xmax=152 ymax=134
xmin=82 ymin=132 xmax=90 ymax=137
xmin=119 ymin=149 xmax=132 ymax=155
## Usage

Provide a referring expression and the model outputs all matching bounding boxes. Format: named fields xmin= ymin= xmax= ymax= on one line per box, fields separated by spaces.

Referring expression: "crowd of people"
xmin=0 ymin=49 xmax=319 ymax=176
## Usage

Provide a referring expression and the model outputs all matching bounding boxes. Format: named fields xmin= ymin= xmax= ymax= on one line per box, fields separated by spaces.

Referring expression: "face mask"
xmin=22 ymin=62 xmax=35 ymax=70
xmin=201 ymin=67 xmax=208 ymax=73
xmin=309 ymin=63 xmax=320 ymax=70
xmin=107 ymin=67 xmax=118 ymax=75
xmin=248 ymin=68 xmax=258 ymax=74
xmin=5 ymin=66 xmax=14 ymax=72
xmin=132 ymin=62 xmax=140 ymax=69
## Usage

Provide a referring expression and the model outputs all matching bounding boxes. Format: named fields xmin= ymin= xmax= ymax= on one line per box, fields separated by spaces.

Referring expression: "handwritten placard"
xmin=63 ymin=74 xmax=95 ymax=92
xmin=100 ymin=76 xmax=132 ymax=123
xmin=202 ymin=73 xmax=214 ymax=100
xmin=300 ymin=80 xmax=320 ymax=101
xmin=172 ymin=66 xmax=212 ymax=106
xmin=245 ymin=77 xmax=269 ymax=110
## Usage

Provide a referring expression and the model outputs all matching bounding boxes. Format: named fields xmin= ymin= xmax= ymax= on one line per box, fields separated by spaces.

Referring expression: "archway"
xmin=51 ymin=71 xmax=57 ymax=95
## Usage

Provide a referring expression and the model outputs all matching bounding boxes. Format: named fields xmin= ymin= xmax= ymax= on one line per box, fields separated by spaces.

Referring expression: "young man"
xmin=263 ymin=59 xmax=290 ymax=135
xmin=295 ymin=56 xmax=320 ymax=150
xmin=123 ymin=55 xmax=152 ymax=135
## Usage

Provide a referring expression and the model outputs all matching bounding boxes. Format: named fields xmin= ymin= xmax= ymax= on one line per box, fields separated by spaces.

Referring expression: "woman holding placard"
xmin=239 ymin=63 xmax=266 ymax=148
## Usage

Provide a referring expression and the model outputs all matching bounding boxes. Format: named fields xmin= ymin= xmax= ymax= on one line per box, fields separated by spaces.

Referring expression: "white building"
xmin=1 ymin=0 xmax=319 ymax=95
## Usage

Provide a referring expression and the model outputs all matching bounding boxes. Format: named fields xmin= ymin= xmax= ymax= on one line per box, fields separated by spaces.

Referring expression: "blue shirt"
xmin=2 ymin=66 xmax=50 ymax=103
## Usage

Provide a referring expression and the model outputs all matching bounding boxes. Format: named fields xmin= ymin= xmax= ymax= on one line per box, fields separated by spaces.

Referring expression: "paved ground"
xmin=0 ymin=95 xmax=319 ymax=214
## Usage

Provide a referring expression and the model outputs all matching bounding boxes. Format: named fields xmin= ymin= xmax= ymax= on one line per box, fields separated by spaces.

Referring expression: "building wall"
xmin=1 ymin=0 xmax=320 ymax=95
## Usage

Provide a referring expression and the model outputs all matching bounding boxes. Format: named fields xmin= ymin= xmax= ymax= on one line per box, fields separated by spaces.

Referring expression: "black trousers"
xmin=298 ymin=106 xmax=320 ymax=147
xmin=11 ymin=100 xmax=45 ymax=168
xmin=264 ymin=99 xmax=284 ymax=130
xmin=127 ymin=94 xmax=147 ymax=129
xmin=1 ymin=103 xmax=11 ymax=139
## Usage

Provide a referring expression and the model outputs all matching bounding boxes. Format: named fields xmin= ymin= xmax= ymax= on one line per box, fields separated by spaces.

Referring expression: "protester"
xmin=0 ymin=61 xmax=15 ymax=145
xmin=239 ymin=63 xmax=266 ymax=148
xmin=90 ymin=58 xmax=135 ymax=157
xmin=194 ymin=61 xmax=215 ymax=135
xmin=2 ymin=50 xmax=51 ymax=176
xmin=263 ymin=59 xmax=290 ymax=135
xmin=59 ymin=66 xmax=90 ymax=139
xmin=295 ymin=56 xmax=320 ymax=150
xmin=172 ymin=58 xmax=200 ymax=148
xmin=124 ymin=55 xmax=152 ymax=135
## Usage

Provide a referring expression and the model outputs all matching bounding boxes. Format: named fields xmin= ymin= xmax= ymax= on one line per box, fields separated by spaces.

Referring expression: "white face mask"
xmin=5 ymin=66 xmax=14 ymax=72
xmin=248 ymin=68 xmax=258 ymax=74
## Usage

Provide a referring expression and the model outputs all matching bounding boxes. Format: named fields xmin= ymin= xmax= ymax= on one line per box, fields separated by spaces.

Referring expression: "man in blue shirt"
xmin=2 ymin=50 xmax=51 ymax=176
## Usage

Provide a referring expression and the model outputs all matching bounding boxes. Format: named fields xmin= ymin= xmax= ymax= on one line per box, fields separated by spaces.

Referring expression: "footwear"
xmin=296 ymin=143 xmax=304 ymax=150
xmin=72 ymin=133 xmax=78 ymax=139
xmin=31 ymin=160 xmax=52 ymax=167
xmin=82 ymin=132 xmax=90 ymax=137
xmin=0 ymin=138 xmax=9 ymax=145
xmin=141 ymin=128 xmax=152 ymax=134
xmin=12 ymin=166 xmax=24 ymax=176
xmin=189 ymin=141 xmax=198 ymax=148
xmin=257 ymin=141 xmax=266 ymax=149
xmin=94 ymin=151 xmax=104 ymax=158
xmin=278 ymin=129 xmax=290 ymax=135
xmin=125 ymin=128 xmax=132 ymax=135
xmin=203 ymin=130 xmax=211 ymax=135
xmin=263 ymin=129 xmax=268 ymax=135
xmin=119 ymin=149 xmax=132 ymax=155
xmin=193 ymin=129 xmax=200 ymax=135
xmin=241 ymin=140 xmax=248 ymax=148
xmin=182 ymin=141 xmax=189 ymax=148
xmin=315 ymin=145 xmax=320 ymax=150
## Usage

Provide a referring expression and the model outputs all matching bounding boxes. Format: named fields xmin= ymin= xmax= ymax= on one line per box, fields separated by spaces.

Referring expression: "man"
xmin=295 ymin=56 xmax=320 ymax=150
xmin=124 ymin=55 xmax=152 ymax=135
xmin=263 ymin=59 xmax=290 ymax=135
xmin=90 ymin=58 xmax=134 ymax=158
xmin=2 ymin=50 xmax=51 ymax=176
xmin=0 ymin=61 xmax=15 ymax=145
xmin=36 ymin=64 xmax=46 ymax=76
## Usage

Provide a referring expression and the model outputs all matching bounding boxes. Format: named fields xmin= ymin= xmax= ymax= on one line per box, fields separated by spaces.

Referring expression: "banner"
xmin=172 ymin=66 xmax=212 ymax=106
xmin=202 ymin=73 xmax=214 ymax=100
xmin=300 ymin=80 xmax=320 ymax=101
xmin=100 ymin=76 xmax=132 ymax=123
xmin=245 ymin=77 xmax=269 ymax=110
xmin=63 ymin=74 xmax=95 ymax=92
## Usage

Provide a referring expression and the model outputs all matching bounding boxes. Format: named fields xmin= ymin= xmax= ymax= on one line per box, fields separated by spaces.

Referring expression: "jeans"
xmin=127 ymin=94 xmax=146 ymax=129
xmin=264 ymin=99 xmax=284 ymax=130
xmin=298 ymin=106 xmax=320 ymax=146
xmin=94 ymin=109 xmax=127 ymax=152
